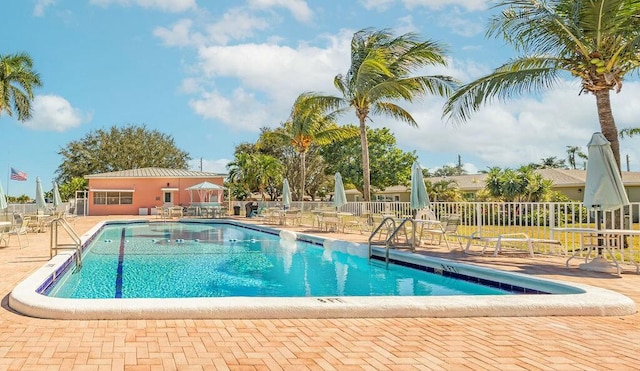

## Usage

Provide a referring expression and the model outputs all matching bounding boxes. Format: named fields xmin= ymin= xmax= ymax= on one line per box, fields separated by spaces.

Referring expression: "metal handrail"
xmin=49 ymin=216 xmax=82 ymax=268
xmin=368 ymin=217 xmax=414 ymax=268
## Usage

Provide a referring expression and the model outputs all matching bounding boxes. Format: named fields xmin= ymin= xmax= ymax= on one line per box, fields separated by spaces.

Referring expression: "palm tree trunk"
xmin=359 ymin=116 xmax=371 ymax=201
xmin=300 ymin=151 xmax=306 ymax=201
xmin=594 ymin=89 xmax=621 ymax=170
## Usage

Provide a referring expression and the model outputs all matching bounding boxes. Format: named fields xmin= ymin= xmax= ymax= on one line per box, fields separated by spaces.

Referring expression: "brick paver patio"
xmin=0 ymin=215 xmax=639 ymax=370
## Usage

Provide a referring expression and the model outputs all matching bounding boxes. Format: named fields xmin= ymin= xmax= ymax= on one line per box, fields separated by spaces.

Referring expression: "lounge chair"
xmin=419 ymin=214 xmax=463 ymax=250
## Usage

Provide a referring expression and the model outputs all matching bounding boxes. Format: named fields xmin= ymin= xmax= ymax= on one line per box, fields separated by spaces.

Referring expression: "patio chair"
xmin=342 ymin=214 xmax=368 ymax=234
xmin=420 ymin=214 xmax=463 ymax=250
xmin=8 ymin=215 xmax=30 ymax=248
xmin=283 ymin=209 xmax=302 ymax=226
xmin=321 ymin=212 xmax=341 ymax=232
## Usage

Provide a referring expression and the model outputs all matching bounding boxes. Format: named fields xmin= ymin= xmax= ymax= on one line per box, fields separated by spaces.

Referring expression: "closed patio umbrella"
xmin=282 ymin=179 xmax=292 ymax=209
xmin=35 ymin=177 xmax=46 ymax=213
xmin=53 ymin=182 xmax=63 ymax=211
xmin=580 ymin=132 xmax=630 ymax=273
xmin=410 ymin=161 xmax=430 ymax=213
xmin=0 ymin=182 xmax=7 ymax=211
xmin=333 ymin=172 xmax=347 ymax=210
xmin=409 ymin=161 xmax=430 ymax=248
xmin=583 ymin=132 xmax=629 ymax=213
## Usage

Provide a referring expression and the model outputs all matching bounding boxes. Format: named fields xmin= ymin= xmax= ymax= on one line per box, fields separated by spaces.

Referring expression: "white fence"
xmin=249 ymin=200 xmax=640 ymax=268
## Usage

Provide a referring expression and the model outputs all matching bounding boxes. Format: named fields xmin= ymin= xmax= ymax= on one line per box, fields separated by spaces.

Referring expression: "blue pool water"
xmin=47 ymin=222 xmax=511 ymax=299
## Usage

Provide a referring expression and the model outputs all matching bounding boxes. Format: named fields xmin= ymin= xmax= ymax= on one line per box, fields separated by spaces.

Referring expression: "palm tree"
xmin=0 ymin=52 xmax=42 ymax=121
xmin=318 ymin=28 xmax=457 ymax=201
xmin=264 ymin=93 xmax=358 ymax=201
xmin=253 ymin=154 xmax=283 ymax=201
xmin=619 ymin=128 xmax=640 ymax=138
xmin=537 ymin=156 xmax=566 ymax=169
xmin=443 ymin=0 xmax=640 ymax=170
xmin=566 ymin=145 xmax=588 ymax=169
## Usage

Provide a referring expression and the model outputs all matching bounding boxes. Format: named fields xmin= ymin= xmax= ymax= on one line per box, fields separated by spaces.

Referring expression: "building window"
xmin=373 ymin=194 xmax=399 ymax=202
xmin=93 ymin=192 xmax=133 ymax=205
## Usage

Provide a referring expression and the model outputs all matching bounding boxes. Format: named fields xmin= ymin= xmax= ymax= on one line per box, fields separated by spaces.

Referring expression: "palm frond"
xmin=443 ymin=56 xmax=560 ymax=124
xmin=373 ymin=102 xmax=418 ymax=127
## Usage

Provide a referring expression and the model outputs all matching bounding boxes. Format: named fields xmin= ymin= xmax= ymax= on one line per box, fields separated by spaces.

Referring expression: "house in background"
xmin=345 ymin=169 xmax=640 ymax=203
xmin=84 ymin=168 xmax=226 ymax=216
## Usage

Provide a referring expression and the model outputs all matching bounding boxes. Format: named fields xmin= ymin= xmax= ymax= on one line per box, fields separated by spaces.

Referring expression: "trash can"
xmin=233 ymin=206 xmax=241 ymax=216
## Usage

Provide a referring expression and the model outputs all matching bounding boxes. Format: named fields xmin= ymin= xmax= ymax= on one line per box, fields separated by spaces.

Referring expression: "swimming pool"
xmin=47 ymin=222 xmax=511 ymax=299
xmin=9 ymin=220 xmax=637 ymax=319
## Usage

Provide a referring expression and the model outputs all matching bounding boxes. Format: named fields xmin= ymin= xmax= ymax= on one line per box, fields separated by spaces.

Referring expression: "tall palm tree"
xmin=444 ymin=0 xmax=640 ymax=171
xmin=318 ymin=28 xmax=457 ymax=201
xmin=0 ymin=52 xmax=42 ymax=121
xmin=265 ymin=92 xmax=358 ymax=201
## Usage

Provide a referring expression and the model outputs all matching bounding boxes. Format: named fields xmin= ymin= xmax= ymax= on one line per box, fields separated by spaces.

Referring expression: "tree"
xmin=58 ymin=177 xmax=87 ymax=202
xmin=566 ymin=145 xmax=588 ymax=169
xmin=536 ymin=156 xmax=566 ymax=169
xmin=444 ymin=0 xmax=640 ymax=171
xmin=318 ymin=28 xmax=456 ymax=201
xmin=321 ymin=126 xmax=417 ymax=195
xmin=263 ymin=93 xmax=357 ymax=201
xmin=56 ymin=124 xmax=191 ymax=183
xmin=483 ymin=165 xmax=553 ymax=202
xmin=0 ymin=52 xmax=42 ymax=121
xmin=426 ymin=179 xmax=463 ymax=202
xmin=226 ymin=151 xmax=283 ymax=201
xmin=619 ymin=128 xmax=640 ymax=138
xmin=433 ymin=164 xmax=466 ymax=177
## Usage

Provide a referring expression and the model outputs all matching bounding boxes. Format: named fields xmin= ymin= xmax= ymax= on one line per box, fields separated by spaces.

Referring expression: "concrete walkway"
xmin=1 ymin=215 xmax=639 ymax=370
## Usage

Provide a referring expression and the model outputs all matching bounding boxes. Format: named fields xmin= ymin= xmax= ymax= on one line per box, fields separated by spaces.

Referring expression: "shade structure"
xmin=410 ymin=161 xmax=430 ymax=211
xmin=333 ymin=172 xmax=347 ymax=209
xmin=282 ymin=179 xmax=292 ymax=209
xmin=52 ymin=182 xmax=63 ymax=210
xmin=580 ymin=132 xmax=630 ymax=274
xmin=185 ymin=181 xmax=225 ymax=203
xmin=583 ymin=132 xmax=629 ymax=212
xmin=35 ymin=177 xmax=46 ymax=212
xmin=0 ymin=182 xmax=7 ymax=211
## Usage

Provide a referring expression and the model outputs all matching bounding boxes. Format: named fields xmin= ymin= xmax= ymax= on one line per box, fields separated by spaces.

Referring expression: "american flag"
xmin=10 ymin=167 xmax=27 ymax=181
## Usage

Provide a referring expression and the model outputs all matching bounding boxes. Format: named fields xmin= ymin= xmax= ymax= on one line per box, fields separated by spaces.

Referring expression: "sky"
xmin=2 ymin=0 xmax=640 ymax=198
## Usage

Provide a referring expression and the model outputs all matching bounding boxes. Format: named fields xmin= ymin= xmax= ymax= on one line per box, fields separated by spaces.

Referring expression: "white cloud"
xmin=154 ymin=9 xmax=271 ymax=47
xmin=247 ymin=0 xmax=313 ymax=22
xmin=23 ymin=95 xmax=91 ymax=132
xmin=360 ymin=0 xmax=395 ymax=11
xmin=189 ymin=88 xmax=272 ymax=132
xmin=33 ymin=0 xmax=55 ymax=17
xmin=153 ymin=19 xmax=204 ymax=47
xmin=205 ymin=8 xmax=271 ymax=45
xmin=182 ymin=31 xmax=354 ymax=128
xmin=195 ymin=31 xmax=351 ymax=100
xmin=438 ymin=13 xmax=485 ymax=37
xmin=360 ymin=0 xmax=488 ymax=12
xmin=90 ymin=0 xmax=196 ymax=13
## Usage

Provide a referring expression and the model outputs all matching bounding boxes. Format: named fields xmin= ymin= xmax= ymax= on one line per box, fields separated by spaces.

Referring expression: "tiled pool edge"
xmin=8 ymin=219 xmax=637 ymax=320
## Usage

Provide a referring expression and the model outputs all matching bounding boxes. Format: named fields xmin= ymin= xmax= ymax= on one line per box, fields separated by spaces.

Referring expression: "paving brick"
xmin=1 ymin=215 xmax=639 ymax=369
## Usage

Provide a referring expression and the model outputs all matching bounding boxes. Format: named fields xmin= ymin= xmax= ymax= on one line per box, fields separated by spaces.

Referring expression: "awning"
xmin=161 ymin=187 xmax=180 ymax=191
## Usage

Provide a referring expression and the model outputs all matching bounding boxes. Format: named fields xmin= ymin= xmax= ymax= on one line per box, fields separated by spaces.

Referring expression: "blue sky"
xmin=2 ymin=0 xmax=640 ymax=198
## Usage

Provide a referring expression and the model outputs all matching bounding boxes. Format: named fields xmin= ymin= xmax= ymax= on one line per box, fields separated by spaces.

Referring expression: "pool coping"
xmin=8 ymin=219 xmax=637 ymax=320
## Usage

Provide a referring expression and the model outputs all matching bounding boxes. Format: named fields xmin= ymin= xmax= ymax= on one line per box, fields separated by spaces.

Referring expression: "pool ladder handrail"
xmin=49 ymin=216 xmax=82 ymax=268
xmin=368 ymin=217 xmax=413 ymax=268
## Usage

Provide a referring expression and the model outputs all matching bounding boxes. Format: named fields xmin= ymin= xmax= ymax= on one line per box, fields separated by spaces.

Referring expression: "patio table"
xmin=552 ymin=227 xmax=640 ymax=275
